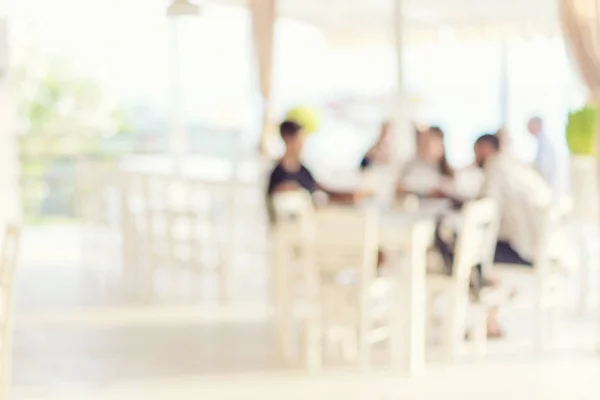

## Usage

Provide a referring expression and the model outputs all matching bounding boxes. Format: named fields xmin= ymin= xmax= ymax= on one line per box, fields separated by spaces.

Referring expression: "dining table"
xmin=116 ymin=155 xmax=461 ymax=374
xmin=371 ymin=200 xmax=451 ymax=374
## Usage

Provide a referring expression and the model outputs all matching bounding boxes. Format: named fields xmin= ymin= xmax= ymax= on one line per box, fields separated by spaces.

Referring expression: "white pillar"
xmin=392 ymin=0 xmax=425 ymax=377
xmin=168 ymin=18 xmax=187 ymax=170
xmin=0 ymin=12 xmax=20 ymax=232
xmin=392 ymin=0 xmax=414 ymax=166
xmin=499 ymin=40 xmax=509 ymax=126
xmin=250 ymin=0 xmax=276 ymax=156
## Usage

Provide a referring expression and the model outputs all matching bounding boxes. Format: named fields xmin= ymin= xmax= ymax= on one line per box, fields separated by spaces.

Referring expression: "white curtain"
xmin=249 ymin=0 xmax=276 ymax=155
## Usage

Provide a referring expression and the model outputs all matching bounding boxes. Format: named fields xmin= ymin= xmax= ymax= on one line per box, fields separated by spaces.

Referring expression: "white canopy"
xmin=218 ymin=0 xmax=561 ymax=44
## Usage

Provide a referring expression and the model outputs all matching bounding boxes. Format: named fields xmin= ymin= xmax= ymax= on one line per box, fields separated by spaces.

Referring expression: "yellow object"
xmin=286 ymin=106 xmax=320 ymax=134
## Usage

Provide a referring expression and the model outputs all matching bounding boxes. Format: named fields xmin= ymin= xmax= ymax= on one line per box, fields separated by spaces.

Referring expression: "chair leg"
xmin=341 ymin=329 xmax=358 ymax=363
xmin=281 ymin=314 xmax=297 ymax=362
xmin=533 ymin=288 xmax=545 ymax=354
xmin=218 ymin=248 xmax=232 ymax=306
xmin=444 ymin=292 xmax=468 ymax=361
xmin=305 ymin=315 xmax=323 ymax=372
xmin=358 ymin=292 xmax=371 ymax=370
xmin=277 ymin=287 xmax=297 ymax=363
xmin=471 ymin=305 xmax=488 ymax=358
xmin=547 ymin=286 xmax=561 ymax=350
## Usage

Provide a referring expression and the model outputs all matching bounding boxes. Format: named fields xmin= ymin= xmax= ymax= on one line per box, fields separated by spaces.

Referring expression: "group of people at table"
xmin=266 ymin=117 xmax=556 ymax=337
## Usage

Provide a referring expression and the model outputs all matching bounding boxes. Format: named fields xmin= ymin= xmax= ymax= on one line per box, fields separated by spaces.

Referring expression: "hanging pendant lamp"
xmin=167 ymin=0 xmax=201 ymax=17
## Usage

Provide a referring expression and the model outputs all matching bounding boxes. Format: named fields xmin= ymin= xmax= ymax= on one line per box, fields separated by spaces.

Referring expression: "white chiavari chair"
xmin=139 ymin=174 xmax=208 ymax=298
xmin=273 ymin=192 xmax=399 ymax=371
xmin=270 ymin=190 xmax=315 ymax=362
xmin=271 ymin=190 xmax=437 ymax=372
xmin=495 ymin=198 xmax=571 ymax=353
xmin=118 ymin=172 xmax=152 ymax=286
xmin=77 ymin=161 xmax=120 ymax=277
xmin=307 ymin=207 xmax=380 ymax=370
xmin=427 ymin=198 xmax=500 ymax=360
xmin=120 ymin=170 xmax=238 ymax=303
xmin=0 ymin=224 xmax=20 ymax=400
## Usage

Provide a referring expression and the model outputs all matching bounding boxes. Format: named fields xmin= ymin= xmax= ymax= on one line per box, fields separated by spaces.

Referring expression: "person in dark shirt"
xmin=267 ymin=120 xmax=363 ymax=204
xmin=267 ymin=120 xmax=384 ymax=267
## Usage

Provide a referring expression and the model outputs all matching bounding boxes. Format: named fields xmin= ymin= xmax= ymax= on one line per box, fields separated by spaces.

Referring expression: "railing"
xmin=18 ymin=128 xmax=245 ymax=223
xmin=20 ymin=155 xmax=120 ymax=223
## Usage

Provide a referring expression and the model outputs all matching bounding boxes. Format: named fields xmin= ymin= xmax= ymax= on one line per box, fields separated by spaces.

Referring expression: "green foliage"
xmin=13 ymin=45 xmax=133 ymax=224
xmin=566 ymin=105 xmax=597 ymax=156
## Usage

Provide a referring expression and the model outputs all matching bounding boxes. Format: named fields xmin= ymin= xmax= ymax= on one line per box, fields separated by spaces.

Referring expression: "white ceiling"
xmin=215 ymin=0 xmax=560 ymax=43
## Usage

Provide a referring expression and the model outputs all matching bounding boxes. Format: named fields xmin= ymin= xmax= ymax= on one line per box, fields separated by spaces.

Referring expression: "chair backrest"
xmin=271 ymin=190 xmax=315 ymax=223
xmin=452 ymin=198 xmax=500 ymax=284
xmin=533 ymin=196 xmax=572 ymax=275
xmin=270 ymin=190 xmax=316 ymax=271
xmin=76 ymin=161 xmax=119 ymax=226
xmin=271 ymin=200 xmax=379 ymax=288
xmin=309 ymin=207 xmax=380 ymax=278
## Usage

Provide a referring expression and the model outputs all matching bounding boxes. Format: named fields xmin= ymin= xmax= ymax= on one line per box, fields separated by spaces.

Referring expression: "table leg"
xmin=392 ymin=221 xmax=430 ymax=375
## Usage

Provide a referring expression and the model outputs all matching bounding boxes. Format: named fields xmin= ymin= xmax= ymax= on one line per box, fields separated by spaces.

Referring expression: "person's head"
xmin=424 ymin=126 xmax=454 ymax=178
xmin=279 ymin=120 xmax=305 ymax=157
xmin=474 ymin=134 xmax=501 ymax=168
xmin=527 ymin=116 xmax=543 ymax=137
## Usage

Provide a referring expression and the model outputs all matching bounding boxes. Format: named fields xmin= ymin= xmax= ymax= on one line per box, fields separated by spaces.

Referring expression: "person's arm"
xmin=295 ymin=166 xmax=363 ymax=205
xmin=477 ymin=164 xmax=503 ymax=205
xmin=430 ymin=189 xmax=469 ymax=209
xmin=314 ymin=182 xmax=373 ymax=205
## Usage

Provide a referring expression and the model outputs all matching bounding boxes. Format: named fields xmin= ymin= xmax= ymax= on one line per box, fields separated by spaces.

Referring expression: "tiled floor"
xmin=11 ymin=226 xmax=600 ymax=399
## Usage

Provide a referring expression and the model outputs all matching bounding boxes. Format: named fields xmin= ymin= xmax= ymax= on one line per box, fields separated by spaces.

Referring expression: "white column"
xmin=250 ymin=0 xmax=276 ymax=156
xmin=168 ymin=18 xmax=187 ymax=170
xmin=391 ymin=0 xmax=425 ymax=377
xmin=0 ymin=12 xmax=20 ymax=232
xmin=499 ymin=39 xmax=509 ymax=126
xmin=392 ymin=0 xmax=414 ymax=166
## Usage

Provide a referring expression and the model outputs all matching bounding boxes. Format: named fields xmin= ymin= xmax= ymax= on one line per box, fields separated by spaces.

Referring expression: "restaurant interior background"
xmin=11 ymin=0 xmax=587 ymax=223
xmin=4 ymin=0 xmax=600 ymax=399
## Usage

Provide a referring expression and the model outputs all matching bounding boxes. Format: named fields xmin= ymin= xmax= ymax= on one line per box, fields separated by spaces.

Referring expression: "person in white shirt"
xmin=436 ymin=134 xmax=552 ymax=337
xmin=396 ymin=126 xmax=454 ymax=199
xmin=475 ymin=134 xmax=553 ymax=265
xmin=527 ymin=116 xmax=557 ymax=190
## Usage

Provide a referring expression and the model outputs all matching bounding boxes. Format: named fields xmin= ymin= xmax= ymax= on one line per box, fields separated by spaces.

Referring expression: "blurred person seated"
xmin=453 ymin=164 xmax=485 ymax=200
xmin=475 ymin=134 xmax=552 ymax=265
xmin=266 ymin=120 xmax=384 ymax=268
xmin=435 ymin=134 xmax=553 ymax=336
xmin=396 ymin=126 xmax=454 ymax=199
xmin=451 ymin=128 xmax=507 ymax=200
xmin=359 ymin=121 xmax=393 ymax=170
xmin=266 ymin=120 xmax=370 ymax=223
xmin=437 ymin=134 xmax=552 ymax=269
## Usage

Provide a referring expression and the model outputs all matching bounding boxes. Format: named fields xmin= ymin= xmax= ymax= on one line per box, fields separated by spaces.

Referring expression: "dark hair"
xmin=279 ymin=120 xmax=303 ymax=139
xmin=428 ymin=126 xmax=454 ymax=178
xmin=475 ymin=134 xmax=501 ymax=150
